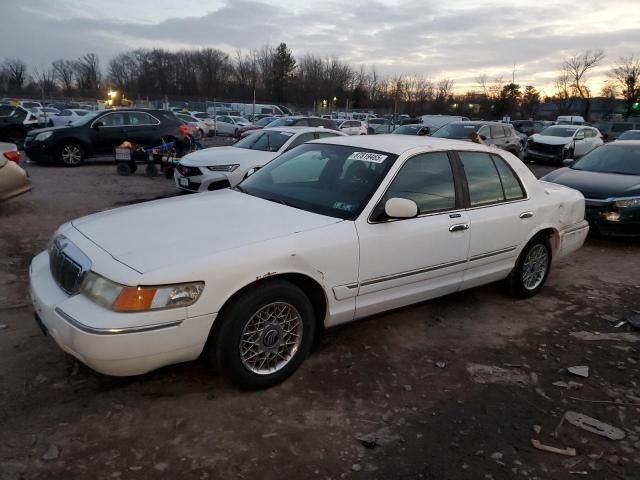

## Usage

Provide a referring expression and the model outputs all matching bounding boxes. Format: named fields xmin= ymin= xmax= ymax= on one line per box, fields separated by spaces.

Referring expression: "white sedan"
xmin=30 ymin=135 xmax=588 ymax=389
xmin=212 ymin=115 xmax=251 ymax=137
xmin=49 ymin=109 xmax=91 ymax=127
xmin=337 ymin=120 xmax=368 ymax=135
xmin=174 ymin=127 xmax=346 ymax=192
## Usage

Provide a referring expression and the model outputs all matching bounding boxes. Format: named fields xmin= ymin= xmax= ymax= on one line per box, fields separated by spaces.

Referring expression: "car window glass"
xmin=271 ymin=151 xmax=329 ymax=183
xmin=286 ymin=132 xmax=316 ymax=151
xmin=317 ymin=132 xmax=340 ymax=139
xmin=295 ymin=118 xmax=310 ymax=127
xmin=99 ymin=113 xmax=126 ymax=127
xmin=459 ymin=151 xmax=505 ymax=206
xmin=612 ymin=123 xmax=632 ymax=133
xmin=60 ymin=110 xmax=71 ymax=116
xmin=478 ymin=126 xmax=491 ymax=138
xmin=491 ymin=125 xmax=505 ymax=138
xmin=384 ymin=152 xmax=456 ymax=214
xmin=491 ymin=155 xmax=525 ymax=200
xmin=503 ymin=126 xmax=512 ymax=137
xmin=129 ymin=112 xmax=159 ymax=126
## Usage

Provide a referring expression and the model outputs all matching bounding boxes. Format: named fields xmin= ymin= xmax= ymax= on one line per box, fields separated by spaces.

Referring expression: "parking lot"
xmin=1 ymin=155 xmax=639 ymax=480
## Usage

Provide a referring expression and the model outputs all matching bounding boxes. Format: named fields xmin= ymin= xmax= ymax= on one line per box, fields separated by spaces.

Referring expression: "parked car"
xmin=19 ymin=100 xmax=42 ymax=110
xmin=593 ymin=121 xmax=640 ymax=141
xmin=266 ymin=116 xmax=340 ymax=131
xmin=336 ymin=120 xmax=368 ymax=135
xmin=49 ymin=109 xmax=91 ymax=128
xmin=420 ymin=115 xmax=469 ymax=132
xmin=541 ymin=141 xmax=640 ymax=236
xmin=392 ymin=124 xmax=431 ymax=136
xmin=0 ymin=143 xmax=31 ymax=202
xmin=431 ymin=121 xmax=523 ymax=156
xmin=0 ymin=106 xmax=30 ymax=147
xmin=176 ymin=113 xmax=209 ymax=139
xmin=367 ymin=118 xmax=394 ymax=134
xmin=175 ymin=127 xmax=346 ymax=192
xmin=556 ymin=115 xmax=586 ymax=125
xmin=525 ymin=125 xmax=603 ymax=163
xmin=617 ymin=130 xmax=640 ymax=140
xmin=189 ymin=112 xmax=217 ymax=136
xmin=31 ymin=107 xmax=60 ymax=126
xmin=24 ymin=109 xmax=188 ymax=166
xmin=238 ymin=116 xmax=279 ymax=137
xmin=212 ymin=115 xmax=251 ymax=137
xmin=512 ymin=120 xmax=545 ymax=136
xmin=31 ymin=135 xmax=588 ymax=389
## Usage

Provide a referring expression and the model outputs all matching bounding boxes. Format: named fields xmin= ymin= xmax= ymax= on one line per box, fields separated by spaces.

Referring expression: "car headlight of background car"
xmin=82 ymin=272 xmax=204 ymax=312
xmin=615 ymin=197 xmax=640 ymax=208
xmin=206 ymin=164 xmax=239 ymax=172
xmin=35 ymin=131 xmax=53 ymax=142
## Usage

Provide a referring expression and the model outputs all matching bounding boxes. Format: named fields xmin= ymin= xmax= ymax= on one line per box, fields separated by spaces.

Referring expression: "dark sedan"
xmin=24 ymin=109 xmax=187 ymax=166
xmin=541 ymin=141 xmax=640 ymax=237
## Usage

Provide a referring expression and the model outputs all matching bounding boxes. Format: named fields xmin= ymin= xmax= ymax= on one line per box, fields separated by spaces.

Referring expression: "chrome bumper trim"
xmin=54 ymin=307 xmax=183 ymax=335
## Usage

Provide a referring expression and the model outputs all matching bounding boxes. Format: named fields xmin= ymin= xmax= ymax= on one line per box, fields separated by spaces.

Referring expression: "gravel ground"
xmin=0 ymin=148 xmax=639 ymax=480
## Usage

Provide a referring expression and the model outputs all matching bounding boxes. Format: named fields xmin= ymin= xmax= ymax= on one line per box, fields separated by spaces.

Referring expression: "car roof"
xmin=311 ymin=133 xmax=495 ymax=154
xmin=449 ymin=121 xmax=509 ymax=127
xmin=548 ymin=124 xmax=583 ymax=130
xmin=263 ymin=126 xmax=345 ymax=135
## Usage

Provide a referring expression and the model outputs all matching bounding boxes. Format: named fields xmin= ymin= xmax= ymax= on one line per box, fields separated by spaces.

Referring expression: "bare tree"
xmin=609 ymin=55 xmax=640 ymax=118
xmin=52 ymin=59 xmax=75 ymax=94
xmin=74 ymin=53 xmax=101 ymax=95
xmin=559 ymin=50 xmax=605 ymax=118
xmin=33 ymin=66 xmax=57 ymax=99
xmin=2 ymin=58 xmax=28 ymax=93
xmin=107 ymin=53 xmax=139 ymax=94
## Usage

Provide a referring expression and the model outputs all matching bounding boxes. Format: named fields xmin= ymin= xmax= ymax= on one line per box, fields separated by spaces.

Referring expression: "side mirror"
xmin=562 ymin=158 xmax=575 ymax=166
xmin=93 ymin=121 xmax=103 ymax=129
xmin=384 ymin=198 xmax=418 ymax=219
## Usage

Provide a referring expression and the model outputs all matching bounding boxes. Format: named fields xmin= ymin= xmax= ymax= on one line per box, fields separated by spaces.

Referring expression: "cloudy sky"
xmin=3 ymin=0 xmax=640 ymax=94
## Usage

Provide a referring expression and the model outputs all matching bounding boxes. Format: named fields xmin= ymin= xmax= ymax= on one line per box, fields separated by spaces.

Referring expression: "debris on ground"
xmin=530 ymin=439 xmax=576 ymax=457
xmin=570 ymin=331 xmax=640 ymax=342
xmin=435 ymin=361 xmax=447 ymax=369
xmin=466 ymin=363 xmax=531 ymax=386
xmin=552 ymin=381 xmax=583 ymax=390
xmin=41 ymin=444 xmax=60 ymax=460
xmin=567 ymin=366 xmax=589 ymax=378
xmin=564 ymin=411 xmax=626 ymax=440
xmin=0 ymin=324 xmax=8 ymax=330
xmin=626 ymin=310 xmax=640 ymax=329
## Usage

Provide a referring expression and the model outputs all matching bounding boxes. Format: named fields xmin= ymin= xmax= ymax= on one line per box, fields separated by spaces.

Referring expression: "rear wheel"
xmin=57 ymin=142 xmax=84 ymax=167
xmin=207 ymin=279 xmax=316 ymax=389
xmin=506 ymin=235 xmax=552 ymax=298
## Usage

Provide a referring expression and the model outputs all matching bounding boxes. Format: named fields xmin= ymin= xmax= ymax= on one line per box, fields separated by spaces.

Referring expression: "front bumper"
xmin=24 ymin=139 xmax=54 ymax=162
xmin=524 ymin=146 xmax=564 ymax=161
xmin=29 ymin=251 xmax=216 ymax=376
xmin=585 ymin=199 xmax=640 ymax=237
xmin=174 ymin=169 xmax=231 ymax=193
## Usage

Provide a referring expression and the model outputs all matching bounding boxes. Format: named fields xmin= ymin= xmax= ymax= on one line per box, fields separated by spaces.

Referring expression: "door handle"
xmin=519 ymin=211 xmax=534 ymax=219
xmin=449 ymin=223 xmax=469 ymax=232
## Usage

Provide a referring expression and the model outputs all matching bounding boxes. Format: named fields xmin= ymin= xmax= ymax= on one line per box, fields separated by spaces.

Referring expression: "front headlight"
xmin=82 ymin=272 xmax=204 ymax=312
xmin=35 ymin=131 xmax=53 ymax=142
xmin=206 ymin=164 xmax=239 ymax=172
xmin=615 ymin=197 xmax=640 ymax=208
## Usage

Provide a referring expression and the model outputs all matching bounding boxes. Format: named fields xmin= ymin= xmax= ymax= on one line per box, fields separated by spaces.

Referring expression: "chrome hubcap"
xmin=61 ymin=145 xmax=81 ymax=164
xmin=240 ymin=302 xmax=303 ymax=375
xmin=522 ymin=244 xmax=549 ymax=290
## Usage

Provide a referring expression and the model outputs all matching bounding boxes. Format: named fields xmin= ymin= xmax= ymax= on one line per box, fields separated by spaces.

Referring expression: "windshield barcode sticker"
xmin=348 ymin=152 xmax=388 ymax=163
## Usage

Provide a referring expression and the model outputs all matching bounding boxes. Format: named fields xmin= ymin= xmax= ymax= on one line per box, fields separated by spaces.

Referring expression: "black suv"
xmin=24 ymin=109 xmax=187 ymax=166
xmin=265 ymin=116 xmax=339 ymax=130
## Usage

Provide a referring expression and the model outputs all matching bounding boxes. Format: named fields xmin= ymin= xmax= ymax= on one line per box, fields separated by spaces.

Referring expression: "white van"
xmin=556 ymin=115 xmax=585 ymax=125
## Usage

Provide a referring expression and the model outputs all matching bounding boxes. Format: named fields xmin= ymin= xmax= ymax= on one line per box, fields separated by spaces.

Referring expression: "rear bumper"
xmin=556 ymin=220 xmax=589 ymax=260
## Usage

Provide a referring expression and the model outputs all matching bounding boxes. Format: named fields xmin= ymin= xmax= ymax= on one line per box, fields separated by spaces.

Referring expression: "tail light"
xmin=3 ymin=150 xmax=20 ymax=163
xmin=179 ymin=124 xmax=189 ymax=136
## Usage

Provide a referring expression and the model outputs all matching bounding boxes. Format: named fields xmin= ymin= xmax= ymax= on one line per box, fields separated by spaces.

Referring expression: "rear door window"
xmin=491 ymin=125 xmax=506 ymax=138
xmin=491 ymin=155 xmax=526 ymax=200
xmin=458 ymin=151 xmax=504 ymax=206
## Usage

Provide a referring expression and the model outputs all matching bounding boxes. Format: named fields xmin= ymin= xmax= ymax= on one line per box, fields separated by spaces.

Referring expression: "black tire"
xmin=207 ymin=279 xmax=316 ymax=389
xmin=116 ymin=163 xmax=133 ymax=176
xmin=506 ymin=234 xmax=552 ymax=299
xmin=57 ymin=141 xmax=84 ymax=167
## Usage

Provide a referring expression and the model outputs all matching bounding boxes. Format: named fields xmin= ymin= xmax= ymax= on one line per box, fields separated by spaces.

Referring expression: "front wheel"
xmin=506 ymin=235 xmax=552 ymax=298
xmin=58 ymin=142 xmax=84 ymax=167
xmin=207 ymin=279 xmax=316 ymax=389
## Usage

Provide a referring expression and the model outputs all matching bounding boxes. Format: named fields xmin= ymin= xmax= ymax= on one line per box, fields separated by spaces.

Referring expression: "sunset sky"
xmin=3 ymin=0 xmax=640 ymax=96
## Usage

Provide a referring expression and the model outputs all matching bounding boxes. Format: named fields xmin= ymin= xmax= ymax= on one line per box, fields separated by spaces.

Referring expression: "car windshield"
xmin=431 ymin=123 xmax=481 ymax=139
xmin=572 ymin=145 xmax=640 ymax=175
xmin=267 ymin=117 xmax=297 ymax=127
xmin=232 ymin=116 xmax=249 ymax=123
xmin=234 ymin=130 xmax=293 ymax=152
xmin=69 ymin=111 xmax=101 ymax=126
xmin=393 ymin=125 xmax=422 ymax=135
xmin=619 ymin=131 xmax=640 ymax=140
xmin=238 ymin=143 xmax=397 ymax=220
xmin=540 ymin=126 xmax=577 ymax=137
xmin=256 ymin=117 xmax=276 ymax=126
xmin=194 ymin=113 xmax=210 ymax=119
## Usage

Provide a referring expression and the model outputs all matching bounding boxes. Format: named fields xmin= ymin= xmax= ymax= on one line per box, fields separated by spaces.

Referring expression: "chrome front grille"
xmin=49 ymin=235 xmax=92 ymax=295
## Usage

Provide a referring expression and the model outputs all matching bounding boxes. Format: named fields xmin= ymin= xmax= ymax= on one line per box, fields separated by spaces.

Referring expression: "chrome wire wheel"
xmin=521 ymin=244 xmax=549 ymax=290
xmin=61 ymin=144 xmax=82 ymax=165
xmin=240 ymin=302 xmax=303 ymax=375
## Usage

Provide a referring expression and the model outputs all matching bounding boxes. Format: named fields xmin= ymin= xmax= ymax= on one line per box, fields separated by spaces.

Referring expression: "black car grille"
xmin=529 ymin=142 xmax=563 ymax=154
xmin=49 ymin=237 xmax=91 ymax=295
xmin=177 ymin=165 xmax=202 ymax=177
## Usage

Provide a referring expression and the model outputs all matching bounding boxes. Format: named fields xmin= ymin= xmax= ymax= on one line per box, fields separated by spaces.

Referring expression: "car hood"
xmin=71 ymin=189 xmax=342 ymax=273
xmin=26 ymin=126 xmax=71 ymax=136
xmin=179 ymin=146 xmax=276 ymax=167
xmin=542 ymin=167 xmax=640 ymax=198
xmin=530 ymin=134 xmax=573 ymax=146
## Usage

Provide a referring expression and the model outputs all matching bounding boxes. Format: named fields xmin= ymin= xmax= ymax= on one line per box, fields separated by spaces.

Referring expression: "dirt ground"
xmin=0 ymin=150 xmax=639 ymax=480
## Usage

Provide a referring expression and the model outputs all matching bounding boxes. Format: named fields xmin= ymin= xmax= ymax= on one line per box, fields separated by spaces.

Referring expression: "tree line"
xmin=1 ymin=44 xmax=639 ymax=119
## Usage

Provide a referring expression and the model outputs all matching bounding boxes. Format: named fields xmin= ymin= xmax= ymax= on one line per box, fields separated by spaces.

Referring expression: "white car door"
xmin=572 ymin=129 xmax=590 ymax=157
xmin=354 ymin=151 xmax=470 ymax=318
xmin=215 ymin=116 xmax=234 ymax=135
xmin=456 ymin=150 xmax=533 ymax=290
